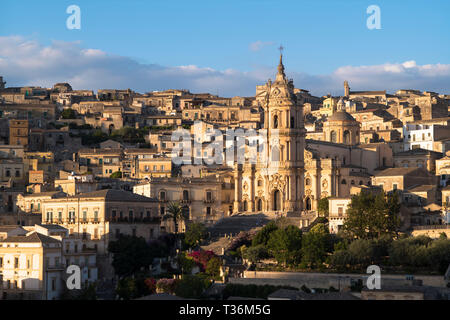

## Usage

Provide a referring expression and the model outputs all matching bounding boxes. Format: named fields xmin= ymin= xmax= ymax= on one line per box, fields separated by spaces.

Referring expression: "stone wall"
xmin=229 ymin=271 xmax=446 ymax=289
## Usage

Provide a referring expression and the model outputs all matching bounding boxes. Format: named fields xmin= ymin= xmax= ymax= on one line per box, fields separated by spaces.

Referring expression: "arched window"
xmin=243 ymin=201 xmax=248 ymax=212
xmin=351 ymin=180 xmax=355 ymax=185
xmin=341 ymin=179 xmax=347 ymax=184
xmin=159 ymin=191 xmax=166 ymax=201
xmin=343 ymin=130 xmax=351 ymax=144
xmin=257 ymin=199 xmax=263 ymax=211
xmin=273 ymin=115 xmax=278 ymax=129
xmin=330 ymin=130 xmax=337 ymax=143
xmin=359 ymin=181 xmax=363 ymax=185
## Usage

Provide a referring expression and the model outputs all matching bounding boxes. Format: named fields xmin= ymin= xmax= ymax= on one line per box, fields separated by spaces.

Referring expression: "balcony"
xmin=109 ymin=216 xmax=160 ymax=224
xmin=180 ymin=199 xmax=191 ymax=204
xmin=203 ymin=199 xmax=215 ymax=204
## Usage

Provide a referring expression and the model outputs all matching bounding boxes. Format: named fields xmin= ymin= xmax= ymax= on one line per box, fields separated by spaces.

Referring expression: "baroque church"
xmin=232 ymin=53 xmax=306 ymax=214
xmin=232 ymin=53 xmax=384 ymax=215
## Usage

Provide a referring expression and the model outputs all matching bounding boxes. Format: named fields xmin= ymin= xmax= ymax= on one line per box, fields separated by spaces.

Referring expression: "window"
xmin=393 ymin=184 xmax=398 ymax=190
xmin=338 ymin=207 xmax=343 ymax=217
xmin=206 ymin=191 xmax=212 ymax=201
xmin=330 ymin=131 xmax=337 ymax=143
xmin=82 ymin=211 xmax=87 ymax=223
xmin=206 ymin=207 xmax=211 ymax=216
xmin=273 ymin=115 xmax=278 ymax=129
xmin=305 ymin=178 xmax=311 ymax=186
xmin=341 ymin=179 xmax=347 ymax=185
xmin=160 ymin=191 xmax=166 ymax=201
xmin=14 ymin=257 xmax=19 ymax=268
xmin=15 ymin=170 xmax=20 ymax=177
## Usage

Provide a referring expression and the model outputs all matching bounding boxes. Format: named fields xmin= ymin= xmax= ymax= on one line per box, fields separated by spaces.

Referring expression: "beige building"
xmin=9 ymin=119 xmax=29 ymax=148
xmin=133 ymin=176 xmax=234 ymax=228
xmin=40 ymin=189 xmax=161 ymax=256
xmin=394 ymin=148 xmax=443 ymax=173
xmin=0 ymin=231 xmax=63 ymax=300
xmin=234 ymin=54 xmax=306 ymax=214
xmin=323 ymin=103 xmax=360 ymax=145
xmin=328 ymin=197 xmax=351 ymax=234
xmin=0 ymin=224 xmax=98 ymax=300
xmin=372 ymin=167 xmax=437 ymax=193
xmin=436 ymin=151 xmax=450 ymax=187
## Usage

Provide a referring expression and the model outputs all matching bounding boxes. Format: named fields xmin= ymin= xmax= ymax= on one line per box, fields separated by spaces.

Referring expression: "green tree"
xmin=301 ymin=223 xmax=330 ymax=268
xmin=267 ymin=225 xmax=302 ymax=266
xmin=108 ymin=235 xmax=154 ymax=277
xmin=116 ymin=278 xmax=138 ymax=300
xmin=109 ymin=171 xmax=122 ymax=179
xmin=242 ymin=244 xmax=268 ymax=264
xmin=427 ymin=239 xmax=450 ymax=273
xmin=184 ymin=222 xmax=207 ymax=248
xmin=252 ymin=221 xmax=278 ymax=247
xmin=163 ymin=202 xmax=189 ymax=236
xmin=206 ymin=256 xmax=223 ymax=279
xmin=61 ymin=108 xmax=76 ymax=119
xmin=317 ymin=197 xmax=330 ymax=218
xmin=343 ymin=191 xmax=400 ymax=239
xmin=174 ymin=275 xmax=210 ymax=299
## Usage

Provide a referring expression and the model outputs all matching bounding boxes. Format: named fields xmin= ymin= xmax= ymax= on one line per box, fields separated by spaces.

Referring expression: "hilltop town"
xmin=0 ymin=55 xmax=449 ymax=300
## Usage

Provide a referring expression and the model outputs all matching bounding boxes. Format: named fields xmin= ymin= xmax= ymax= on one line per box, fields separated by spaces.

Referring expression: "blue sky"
xmin=0 ymin=0 xmax=449 ymax=96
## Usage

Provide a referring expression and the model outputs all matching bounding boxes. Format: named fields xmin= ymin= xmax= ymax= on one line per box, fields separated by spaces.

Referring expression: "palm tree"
xmin=163 ymin=202 xmax=189 ymax=235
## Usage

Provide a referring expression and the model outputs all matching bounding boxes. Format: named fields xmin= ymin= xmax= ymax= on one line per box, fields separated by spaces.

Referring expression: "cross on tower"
xmin=278 ymin=45 xmax=284 ymax=55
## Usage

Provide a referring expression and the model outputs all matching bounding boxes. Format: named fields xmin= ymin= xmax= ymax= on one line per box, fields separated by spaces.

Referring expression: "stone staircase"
xmin=207 ymin=213 xmax=272 ymax=239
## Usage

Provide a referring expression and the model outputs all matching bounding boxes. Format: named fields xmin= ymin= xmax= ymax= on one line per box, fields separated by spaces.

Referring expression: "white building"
xmin=328 ymin=197 xmax=351 ymax=234
xmin=403 ymin=123 xmax=450 ymax=152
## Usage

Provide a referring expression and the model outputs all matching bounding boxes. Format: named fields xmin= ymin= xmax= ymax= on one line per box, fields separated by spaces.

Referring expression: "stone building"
xmin=323 ymin=100 xmax=360 ymax=145
xmin=233 ymin=53 xmax=306 ymax=214
xmin=39 ymin=190 xmax=161 ymax=256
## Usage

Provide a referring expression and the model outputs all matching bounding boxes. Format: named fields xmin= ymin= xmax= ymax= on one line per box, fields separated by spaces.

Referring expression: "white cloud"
xmin=249 ymin=41 xmax=274 ymax=52
xmin=0 ymin=36 xmax=449 ymax=97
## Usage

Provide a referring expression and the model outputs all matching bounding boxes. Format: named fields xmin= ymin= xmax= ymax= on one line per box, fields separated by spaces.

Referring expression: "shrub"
xmin=187 ymin=250 xmax=217 ymax=272
xmin=174 ymin=275 xmax=210 ymax=299
xmin=205 ymin=256 xmax=223 ymax=278
xmin=156 ymin=278 xmax=179 ymax=294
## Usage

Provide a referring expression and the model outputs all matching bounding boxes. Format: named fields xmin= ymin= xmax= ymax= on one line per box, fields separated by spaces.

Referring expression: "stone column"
xmin=249 ymin=165 xmax=255 ymax=212
xmin=233 ymin=166 xmax=241 ymax=213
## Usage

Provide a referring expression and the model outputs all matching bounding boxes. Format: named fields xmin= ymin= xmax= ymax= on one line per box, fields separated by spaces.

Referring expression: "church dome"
xmin=328 ymin=110 xmax=355 ymax=122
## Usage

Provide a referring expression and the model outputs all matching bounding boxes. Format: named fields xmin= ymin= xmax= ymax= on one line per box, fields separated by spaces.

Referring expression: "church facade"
xmin=231 ymin=54 xmax=388 ymax=215
xmin=233 ymin=54 xmax=306 ymax=214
